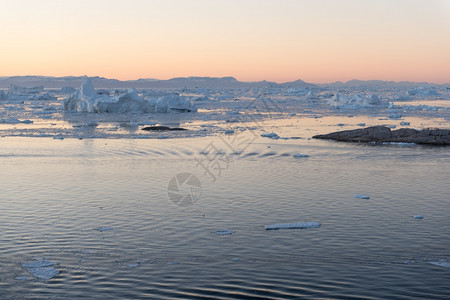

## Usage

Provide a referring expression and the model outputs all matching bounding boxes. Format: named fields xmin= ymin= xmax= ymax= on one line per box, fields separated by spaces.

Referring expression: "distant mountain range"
xmin=0 ymin=75 xmax=447 ymax=89
xmin=0 ymin=75 xmax=315 ymax=89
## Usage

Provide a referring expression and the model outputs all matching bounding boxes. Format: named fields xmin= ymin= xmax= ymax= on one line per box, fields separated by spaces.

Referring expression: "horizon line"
xmin=0 ymin=74 xmax=449 ymax=85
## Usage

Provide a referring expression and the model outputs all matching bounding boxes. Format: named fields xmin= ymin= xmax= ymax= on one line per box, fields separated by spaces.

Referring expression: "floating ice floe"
xmin=261 ymin=132 xmax=280 ymax=139
xmin=354 ymin=194 xmax=370 ymax=199
xmin=127 ymin=260 xmax=141 ymax=268
xmin=383 ymin=142 xmax=416 ymax=146
xmin=63 ymin=79 xmax=196 ymax=113
xmin=428 ymin=259 xmax=450 ymax=268
xmin=293 ymin=153 xmax=309 ymax=158
xmin=22 ymin=260 xmax=59 ymax=280
xmin=96 ymin=226 xmax=116 ymax=232
xmin=0 ymin=118 xmax=33 ymax=124
xmin=327 ymin=94 xmax=388 ymax=109
xmin=413 ymin=215 xmax=424 ymax=219
xmin=213 ymin=230 xmax=234 ymax=235
xmin=264 ymin=222 xmax=321 ymax=230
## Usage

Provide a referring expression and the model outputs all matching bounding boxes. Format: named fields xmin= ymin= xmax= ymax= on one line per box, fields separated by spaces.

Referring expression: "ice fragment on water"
xmin=265 ymin=222 xmax=320 ymax=230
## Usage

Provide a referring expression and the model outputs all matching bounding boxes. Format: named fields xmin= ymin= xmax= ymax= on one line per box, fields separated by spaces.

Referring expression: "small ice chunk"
xmin=337 ymin=123 xmax=345 ymax=126
xmin=264 ymin=222 xmax=320 ymax=230
xmin=15 ymin=276 xmax=28 ymax=281
xmin=357 ymin=123 xmax=366 ymax=127
xmin=413 ymin=215 xmax=424 ymax=219
xmin=400 ymin=121 xmax=410 ymax=126
xmin=213 ymin=230 xmax=234 ymax=235
xmin=53 ymin=135 xmax=64 ymax=140
xmin=261 ymin=132 xmax=280 ymax=139
xmin=428 ymin=259 xmax=450 ymax=268
xmin=22 ymin=260 xmax=59 ymax=280
xmin=293 ymin=153 xmax=309 ymax=158
xmin=127 ymin=261 xmax=141 ymax=268
xmin=96 ymin=226 xmax=116 ymax=232
xmin=233 ymin=258 xmax=240 ymax=262
xmin=224 ymin=129 xmax=234 ymax=134
xmin=389 ymin=113 xmax=402 ymax=119
xmin=354 ymin=194 xmax=370 ymax=199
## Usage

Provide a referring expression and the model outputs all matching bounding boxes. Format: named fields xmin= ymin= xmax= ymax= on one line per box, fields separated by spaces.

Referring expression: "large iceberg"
xmin=327 ymin=94 xmax=388 ymax=109
xmin=407 ymin=86 xmax=440 ymax=98
xmin=63 ymin=79 xmax=197 ymax=113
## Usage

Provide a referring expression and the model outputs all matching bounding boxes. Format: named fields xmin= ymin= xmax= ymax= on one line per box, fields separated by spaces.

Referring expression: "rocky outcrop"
xmin=313 ymin=126 xmax=450 ymax=145
xmin=141 ymin=126 xmax=187 ymax=131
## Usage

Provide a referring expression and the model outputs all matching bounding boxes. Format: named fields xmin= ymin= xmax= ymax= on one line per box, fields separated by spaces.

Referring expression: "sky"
xmin=1 ymin=0 xmax=449 ymax=83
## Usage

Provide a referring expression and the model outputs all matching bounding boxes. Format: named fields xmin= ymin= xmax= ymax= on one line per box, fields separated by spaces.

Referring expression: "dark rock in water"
xmin=141 ymin=126 xmax=187 ymax=131
xmin=313 ymin=126 xmax=450 ymax=145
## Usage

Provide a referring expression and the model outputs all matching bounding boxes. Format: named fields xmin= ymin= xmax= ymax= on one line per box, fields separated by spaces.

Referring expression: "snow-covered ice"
xmin=265 ymin=222 xmax=321 ymax=230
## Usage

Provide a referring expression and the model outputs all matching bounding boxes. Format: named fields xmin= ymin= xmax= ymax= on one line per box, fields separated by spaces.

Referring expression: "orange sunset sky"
xmin=1 ymin=0 xmax=449 ymax=83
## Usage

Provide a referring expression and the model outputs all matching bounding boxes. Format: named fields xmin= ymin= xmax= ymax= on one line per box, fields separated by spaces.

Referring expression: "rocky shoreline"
xmin=313 ymin=126 xmax=450 ymax=145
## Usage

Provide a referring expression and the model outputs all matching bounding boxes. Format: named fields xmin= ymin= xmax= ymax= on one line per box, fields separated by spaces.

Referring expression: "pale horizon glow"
xmin=1 ymin=0 xmax=449 ymax=84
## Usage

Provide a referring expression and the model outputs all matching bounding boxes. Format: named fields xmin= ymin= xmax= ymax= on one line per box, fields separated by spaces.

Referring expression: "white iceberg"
xmin=407 ymin=86 xmax=440 ymax=97
xmin=154 ymin=94 xmax=197 ymax=113
xmin=264 ymin=222 xmax=320 ymax=230
xmin=63 ymin=79 xmax=196 ymax=113
xmin=22 ymin=260 xmax=59 ymax=280
xmin=327 ymin=94 xmax=387 ymax=109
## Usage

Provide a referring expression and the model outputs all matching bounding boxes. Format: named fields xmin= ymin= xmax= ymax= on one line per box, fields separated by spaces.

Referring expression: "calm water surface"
xmin=0 ymin=132 xmax=449 ymax=299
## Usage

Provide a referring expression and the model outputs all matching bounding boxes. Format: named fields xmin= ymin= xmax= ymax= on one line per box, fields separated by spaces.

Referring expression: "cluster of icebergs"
xmin=63 ymin=79 xmax=197 ymax=113
xmin=1 ymin=84 xmax=56 ymax=101
xmin=327 ymin=94 xmax=388 ymax=109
